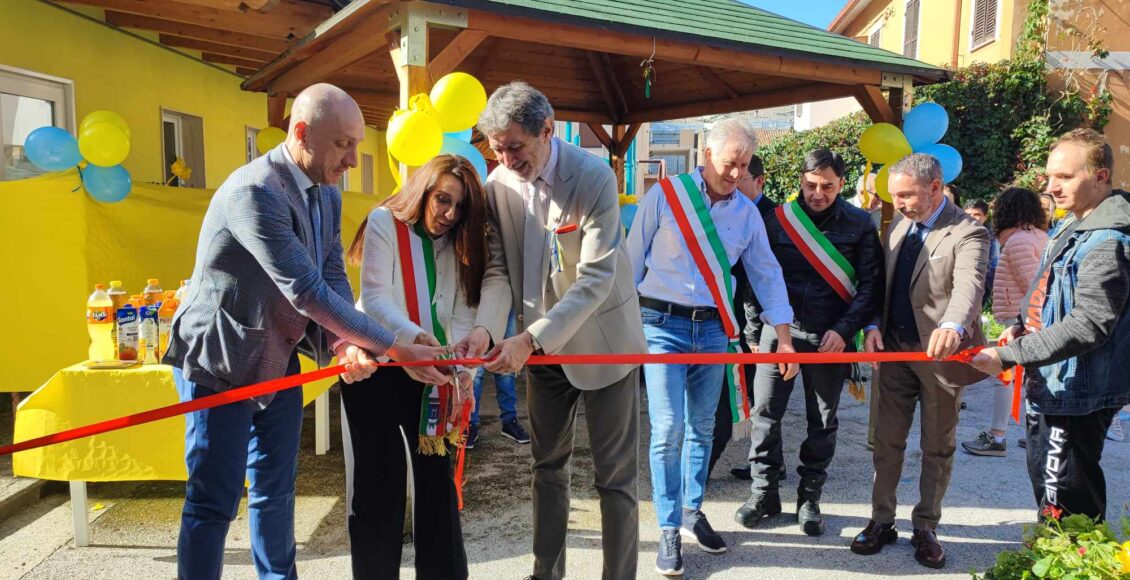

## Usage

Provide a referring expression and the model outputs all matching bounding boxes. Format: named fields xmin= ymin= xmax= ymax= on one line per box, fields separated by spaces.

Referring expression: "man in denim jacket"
xmin=970 ymin=129 xmax=1130 ymax=522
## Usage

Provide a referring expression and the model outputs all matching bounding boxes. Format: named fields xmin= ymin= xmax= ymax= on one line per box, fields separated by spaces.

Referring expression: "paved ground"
xmin=1 ymin=371 xmax=1127 ymax=579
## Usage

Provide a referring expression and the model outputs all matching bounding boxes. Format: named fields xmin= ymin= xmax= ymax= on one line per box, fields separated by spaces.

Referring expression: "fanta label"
xmin=88 ymin=306 xmax=113 ymax=324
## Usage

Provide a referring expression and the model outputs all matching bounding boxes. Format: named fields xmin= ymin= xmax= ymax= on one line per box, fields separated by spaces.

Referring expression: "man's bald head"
xmin=285 ymin=83 xmax=365 ymax=185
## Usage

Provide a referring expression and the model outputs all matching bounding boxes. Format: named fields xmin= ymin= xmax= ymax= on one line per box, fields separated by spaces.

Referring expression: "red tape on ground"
xmin=0 ymin=348 xmax=981 ymax=457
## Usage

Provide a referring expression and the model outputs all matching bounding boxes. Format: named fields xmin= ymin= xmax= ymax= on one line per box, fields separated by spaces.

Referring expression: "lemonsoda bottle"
xmin=143 ymin=279 xmax=163 ymax=307
xmin=107 ymin=281 xmax=128 ymax=358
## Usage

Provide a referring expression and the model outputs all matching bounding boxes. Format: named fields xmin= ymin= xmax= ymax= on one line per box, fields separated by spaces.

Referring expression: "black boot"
xmin=797 ymin=498 xmax=825 ymax=536
xmin=734 ymin=494 xmax=782 ymax=528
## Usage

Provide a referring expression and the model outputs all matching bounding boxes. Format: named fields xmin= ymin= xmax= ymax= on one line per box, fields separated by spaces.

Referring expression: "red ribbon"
xmin=996 ymin=337 xmax=1024 ymax=424
xmin=0 ymin=348 xmax=983 ymax=458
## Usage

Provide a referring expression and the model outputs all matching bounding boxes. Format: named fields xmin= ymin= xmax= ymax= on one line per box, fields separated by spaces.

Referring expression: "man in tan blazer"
xmin=456 ymin=82 xmax=646 ymax=580
xmin=849 ymin=154 xmax=988 ymax=570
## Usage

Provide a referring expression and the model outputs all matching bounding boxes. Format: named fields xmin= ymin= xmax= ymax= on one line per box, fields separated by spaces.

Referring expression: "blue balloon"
xmin=446 ymin=129 xmax=473 ymax=143
xmin=920 ymin=143 xmax=963 ymax=184
xmin=903 ymin=102 xmax=949 ymax=152
xmin=438 ymin=136 xmax=488 ymax=183
xmin=621 ymin=204 xmax=638 ymax=230
xmin=24 ymin=126 xmax=82 ymax=172
xmin=83 ymin=164 xmax=132 ymax=202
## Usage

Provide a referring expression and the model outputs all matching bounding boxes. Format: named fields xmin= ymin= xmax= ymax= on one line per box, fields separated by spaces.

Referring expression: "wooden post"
xmin=881 ymin=84 xmax=911 ymax=235
xmin=387 ymin=6 xmax=434 ymax=184
xmin=611 ymin=125 xmax=626 ymax=193
xmin=267 ymin=92 xmax=287 ymax=129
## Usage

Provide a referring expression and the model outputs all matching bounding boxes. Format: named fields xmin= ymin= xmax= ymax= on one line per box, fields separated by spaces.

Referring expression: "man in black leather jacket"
xmin=735 ymin=149 xmax=885 ymax=536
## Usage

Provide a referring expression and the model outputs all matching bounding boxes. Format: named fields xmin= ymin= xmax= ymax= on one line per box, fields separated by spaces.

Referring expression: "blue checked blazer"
xmin=163 ymin=145 xmax=394 ymax=397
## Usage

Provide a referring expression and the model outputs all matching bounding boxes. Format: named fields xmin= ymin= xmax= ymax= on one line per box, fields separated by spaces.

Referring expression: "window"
xmin=161 ymin=109 xmax=205 ymax=187
xmin=650 ymin=130 xmax=680 ymax=145
xmin=0 ymin=65 xmax=74 ymax=181
xmin=649 ymin=153 xmax=686 ymax=176
xmin=361 ymin=153 xmax=374 ymax=194
xmin=903 ymin=0 xmax=920 ymax=59
xmin=869 ymin=22 xmax=882 ymax=47
xmin=245 ymin=126 xmax=259 ymax=163
xmin=970 ymin=0 xmax=998 ymax=50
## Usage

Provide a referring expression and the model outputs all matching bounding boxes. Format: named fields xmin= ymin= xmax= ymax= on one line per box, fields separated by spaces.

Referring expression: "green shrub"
xmin=758 ymin=113 xmax=869 ymax=203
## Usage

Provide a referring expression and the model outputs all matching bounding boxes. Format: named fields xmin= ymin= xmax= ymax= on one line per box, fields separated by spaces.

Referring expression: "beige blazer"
xmin=881 ymin=199 xmax=990 ymax=387
xmin=475 ymin=138 xmax=646 ymax=389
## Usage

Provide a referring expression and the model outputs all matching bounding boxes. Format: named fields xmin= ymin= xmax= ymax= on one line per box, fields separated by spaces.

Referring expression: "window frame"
xmin=245 ymin=126 xmax=260 ymax=164
xmin=0 ymin=64 xmax=76 ymax=181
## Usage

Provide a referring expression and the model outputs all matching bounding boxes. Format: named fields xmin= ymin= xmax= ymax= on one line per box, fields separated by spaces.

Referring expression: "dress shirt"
xmin=524 ymin=138 xmax=560 ymax=227
xmin=281 ymin=144 xmax=316 ymax=209
xmin=626 ymin=168 xmax=793 ymax=327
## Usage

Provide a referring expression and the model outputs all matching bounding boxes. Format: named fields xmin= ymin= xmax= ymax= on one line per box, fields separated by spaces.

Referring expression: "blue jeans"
xmin=174 ymin=361 xmax=303 ymax=580
xmin=471 ymin=313 xmax=518 ymax=426
xmin=641 ymin=307 xmax=729 ymax=529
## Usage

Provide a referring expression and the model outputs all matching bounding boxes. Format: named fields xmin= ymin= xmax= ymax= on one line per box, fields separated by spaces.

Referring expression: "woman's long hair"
xmin=992 ymin=187 xmax=1045 ymax=237
xmin=347 ymin=154 xmax=487 ymax=306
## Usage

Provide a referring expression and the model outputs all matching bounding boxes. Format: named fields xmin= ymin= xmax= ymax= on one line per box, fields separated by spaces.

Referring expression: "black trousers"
xmin=708 ymin=340 xmax=755 ymax=477
xmin=340 ymin=367 xmax=468 ymax=580
xmin=748 ymin=326 xmax=850 ymax=500
xmin=1026 ymin=408 xmax=1117 ymax=522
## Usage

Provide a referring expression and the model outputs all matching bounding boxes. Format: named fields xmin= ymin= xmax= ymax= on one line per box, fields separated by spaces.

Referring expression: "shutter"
xmin=870 ymin=29 xmax=881 ymax=47
xmin=903 ymin=0 xmax=920 ymax=58
xmin=972 ymin=0 xmax=997 ymax=47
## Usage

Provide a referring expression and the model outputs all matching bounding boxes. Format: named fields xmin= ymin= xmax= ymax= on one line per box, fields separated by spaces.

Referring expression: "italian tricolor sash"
xmin=658 ymin=173 xmax=752 ymax=439
xmin=395 ymin=219 xmax=462 ymax=456
xmin=775 ymin=201 xmax=857 ymax=303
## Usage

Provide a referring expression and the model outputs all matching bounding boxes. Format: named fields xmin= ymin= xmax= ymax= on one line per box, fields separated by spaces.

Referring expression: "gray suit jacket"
xmin=476 ymin=138 xmax=646 ymax=389
xmin=163 ymin=145 xmax=395 ymax=398
xmin=881 ymin=199 xmax=990 ymax=387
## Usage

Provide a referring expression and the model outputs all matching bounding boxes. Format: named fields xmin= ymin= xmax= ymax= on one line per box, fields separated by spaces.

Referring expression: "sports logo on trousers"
xmin=1043 ymin=427 xmax=1066 ymax=506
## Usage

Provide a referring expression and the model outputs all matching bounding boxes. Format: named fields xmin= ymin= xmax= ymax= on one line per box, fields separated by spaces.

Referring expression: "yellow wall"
xmin=0 ymin=0 xmax=389 ymax=194
xmin=840 ymin=0 xmax=1019 ymax=68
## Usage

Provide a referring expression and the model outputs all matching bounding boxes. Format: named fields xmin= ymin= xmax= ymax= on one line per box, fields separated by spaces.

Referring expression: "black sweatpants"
xmin=1025 ymin=408 xmax=1117 ymax=522
xmin=340 ymin=367 xmax=468 ymax=580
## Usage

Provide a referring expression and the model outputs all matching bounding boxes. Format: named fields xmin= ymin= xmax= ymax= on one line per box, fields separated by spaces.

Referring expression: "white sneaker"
xmin=1107 ymin=415 xmax=1125 ymax=442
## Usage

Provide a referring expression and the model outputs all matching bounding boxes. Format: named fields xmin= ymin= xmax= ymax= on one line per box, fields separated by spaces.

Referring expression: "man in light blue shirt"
xmin=626 ymin=118 xmax=797 ymax=577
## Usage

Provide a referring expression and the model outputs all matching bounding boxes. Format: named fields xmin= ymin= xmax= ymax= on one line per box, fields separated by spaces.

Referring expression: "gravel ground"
xmin=2 ymin=370 xmax=1127 ymax=580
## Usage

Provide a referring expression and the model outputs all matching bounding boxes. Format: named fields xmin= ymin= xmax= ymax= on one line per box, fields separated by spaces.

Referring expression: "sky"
xmin=740 ymin=0 xmax=848 ymax=30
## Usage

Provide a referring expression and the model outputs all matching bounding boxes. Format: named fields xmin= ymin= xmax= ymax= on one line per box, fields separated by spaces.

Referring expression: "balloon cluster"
xmin=24 ymin=110 xmax=133 ymax=203
xmin=386 ymin=72 xmax=489 ymax=183
xmin=858 ymin=102 xmax=962 ymax=203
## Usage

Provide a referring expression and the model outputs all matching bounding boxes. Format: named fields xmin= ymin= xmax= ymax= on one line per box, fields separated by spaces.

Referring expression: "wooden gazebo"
xmin=62 ymin=0 xmax=949 ymax=189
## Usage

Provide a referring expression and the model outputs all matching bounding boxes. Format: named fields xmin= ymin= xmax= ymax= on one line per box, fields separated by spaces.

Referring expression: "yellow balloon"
xmin=79 ymin=122 xmax=130 ymax=167
xmin=80 ymin=110 xmax=130 ymax=140
xmin=429 ymin=72 xmax=487 ymax=133
xmin=387 ymin=107 xmax=443 ymax=166
xmin=875 ymin=165 xmax=892 ymax=203
xmin=256 ymin=127 xmax=287 ymax=155
xmin=859 ymin=123 xmax=912 ymax=165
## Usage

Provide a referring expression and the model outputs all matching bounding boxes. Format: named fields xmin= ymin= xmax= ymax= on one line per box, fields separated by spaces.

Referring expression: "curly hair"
xmin=992 ymin=187 xmax=1045 ymax=236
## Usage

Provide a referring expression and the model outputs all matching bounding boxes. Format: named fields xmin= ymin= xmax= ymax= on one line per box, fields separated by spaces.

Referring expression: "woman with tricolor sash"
xmin=342 ymin=154 xmax=487 ymax=579
xmin=626 ymin=118 xmax=798 ymax=577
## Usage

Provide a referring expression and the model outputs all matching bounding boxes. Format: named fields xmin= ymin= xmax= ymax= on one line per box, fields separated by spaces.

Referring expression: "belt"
xmin=639 ymin=297 xmax=720 ymax=321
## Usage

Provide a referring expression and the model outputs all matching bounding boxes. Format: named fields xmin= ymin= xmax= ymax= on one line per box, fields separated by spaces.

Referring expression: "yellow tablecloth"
xmin=12 ymin=358 xmax=336 ymax=482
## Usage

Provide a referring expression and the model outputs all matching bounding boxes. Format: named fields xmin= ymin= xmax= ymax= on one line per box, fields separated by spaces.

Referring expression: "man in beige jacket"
xmin=849 ymin=154 xmax=988 ymax=570
xmin=455 ymin=81 xmax=647 ymax=580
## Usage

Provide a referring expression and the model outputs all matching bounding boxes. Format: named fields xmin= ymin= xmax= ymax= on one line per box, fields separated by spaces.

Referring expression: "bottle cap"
xmin=148 ymin=278 xmax=159 ymax=285
xmin=95 ymin=284 xmax=105 ymax=290
xmin=110 ymin=280 xmax=122 ymax=287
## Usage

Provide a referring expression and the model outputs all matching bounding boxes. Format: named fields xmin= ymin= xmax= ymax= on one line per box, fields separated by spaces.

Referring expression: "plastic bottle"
xmin=107 ymin=281 xmax=128 ymax=358
xmin=117 ymin=296 xmax=140 ymax=361
xmin=143 ymin=279 xmax=163 ymax=307
xmin=174 ymin=279 xmax=190 ymax=301
xmin=158 ymin=290 xmax=179 ymax=361
xmin=140 ymin=301 xmax=159 ymax=364
xmin=87 ymin=284 xmax=115 ymax=362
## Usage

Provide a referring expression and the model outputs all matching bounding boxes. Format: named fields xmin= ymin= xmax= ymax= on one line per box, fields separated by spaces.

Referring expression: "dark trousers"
xmin=174 ymin=356 xmax=303 ymax=580
xmin=1026 ymin=408 xmax=1117 ymax=522
xmin=340 ymin=367 xmax=467 ymax=580
xmin=747 ymin=326 xmax=850 ymax=500
xmin=708 ymin=341 xmax=755 ymax=477
xmin=527 ymin=364 xmax=639 ymax=580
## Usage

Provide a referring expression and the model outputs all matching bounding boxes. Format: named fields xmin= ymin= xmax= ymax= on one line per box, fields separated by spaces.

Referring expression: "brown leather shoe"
xmin=849 ymin=520 xmax=898 ymax=555
xmin=910 ymin=529 xmax=946 ymax=569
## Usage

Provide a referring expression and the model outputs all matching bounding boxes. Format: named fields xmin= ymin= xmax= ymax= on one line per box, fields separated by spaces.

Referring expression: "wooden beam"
xmin=64 ymin=0 xmax=329 ymax=39
xmin=586 ymin=123 xmax=614 ymax=151
xmin=267 ymin=93 xmax=287 ymax=128
xmin=159 ymin=34 xmax=277 ymax=62
xmin=587 ymin=52 xmax=622 ymax=122
xmin=202 ymin=52 xmax=268 ymax=69
xmin=611 ymin=124 xmax=627 ymax=192
xmin=601 ymin=53 xmax=630 ymax=116
xmin=853 ymin=85 xmax=896 ymax=124
xmin=623 ymin=83 xmax=858 ymax=124
xmin=236 ymin=67 xmax=258 ymax=77
xmin=106 ymin=11 xmax=293 ymax=53
xmin=469 ymin=9 xmax=882 ymax=86
xmin=171 ymin=0 xmax=280 ymax=12
xmin=427 ymin=29 xmax=489 ymax=80
xmin=553 ymin=108 xmax=614 ymax=125
xmin=614 ymin=123 xmax=642 ymax=157
xmin=696 ymin=66 xmax=740 ymax=100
